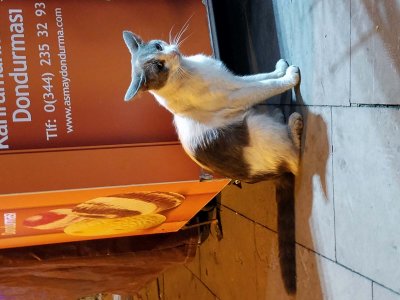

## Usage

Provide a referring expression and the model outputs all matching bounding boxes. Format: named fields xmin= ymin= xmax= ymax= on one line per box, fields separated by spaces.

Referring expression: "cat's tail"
xmin=276 ymin=172 xmax=296 ymax=295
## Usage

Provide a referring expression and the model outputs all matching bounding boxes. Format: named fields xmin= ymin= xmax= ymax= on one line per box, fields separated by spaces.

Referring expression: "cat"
xmin=122 ymin=30 xmax=302 ymax=294
xmin=122 ymin=31 xmax=303 ymax=182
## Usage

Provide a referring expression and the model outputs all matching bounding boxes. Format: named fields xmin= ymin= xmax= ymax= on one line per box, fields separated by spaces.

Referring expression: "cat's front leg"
xmin=229 ymin=66 xmax=300 ymax=108
xmin=240 ymin=59 xmax=289 ymax=81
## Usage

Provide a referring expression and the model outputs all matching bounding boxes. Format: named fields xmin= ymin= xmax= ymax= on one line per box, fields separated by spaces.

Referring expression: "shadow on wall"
xmin=343 ymin=0 xmax=400 ymax=74
xmin=212 ymin=0 xmax=330 ymax=297
xmin=332 ymin=0 xmax=400 ymax=105
xmin=280 ymin=85 xmax=331 ymax=300
xmin=356 ymin=0 xmax=400 ymax=105
xmin=294 ymin=89 xmax=330 ymax=299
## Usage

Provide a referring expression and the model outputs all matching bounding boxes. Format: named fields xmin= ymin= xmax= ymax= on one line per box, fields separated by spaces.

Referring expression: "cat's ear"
xmin=125 ymin=72 xmax=144 ymax=101
xmin=123 ymin=31 xmax=143 ymax=53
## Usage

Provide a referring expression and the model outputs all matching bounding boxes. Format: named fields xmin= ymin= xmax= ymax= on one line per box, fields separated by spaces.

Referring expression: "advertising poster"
xmin=0 ymin=0 xmax=212 ymax=151
xmin=0 ymin=180 xmax=229 ymax=249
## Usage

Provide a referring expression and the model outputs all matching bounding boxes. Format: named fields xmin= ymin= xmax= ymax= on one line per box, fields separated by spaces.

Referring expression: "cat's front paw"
xmin=285 ymin=65 xmax=300 ymax=86
xmin=275 ymin=59 xmax=289 ymax=77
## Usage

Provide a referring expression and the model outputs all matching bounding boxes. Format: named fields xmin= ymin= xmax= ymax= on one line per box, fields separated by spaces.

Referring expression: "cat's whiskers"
xmin=169 ymin=25 xmax=175 ymax=45
xmin=173 ymin=26 xmax=186 ymax=46
xmin=175 ymin=24 xmax=188 ymax=45
xmin=177 ymin=33 xmax=192 ymax=48
xmin=173 ymin=67 xmax=184 ymax=80
xmin=178 ymin=68 xmax=185 ymax=79
xmin=175 ymin=66 xmax=192 ymax=81
xmin=173 ymin=21 xmax=187 ymax=44
xmin=173 ymin=15 xmax=193 ymax=47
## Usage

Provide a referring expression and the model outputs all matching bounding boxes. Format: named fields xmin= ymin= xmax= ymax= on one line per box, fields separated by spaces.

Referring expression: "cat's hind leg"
xmin=288 ymin=112 xmax=303 ymax=150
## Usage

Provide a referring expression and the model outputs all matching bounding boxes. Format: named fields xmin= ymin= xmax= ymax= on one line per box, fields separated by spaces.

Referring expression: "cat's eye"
xmin=155 ymin=60 xmax=164 ymax=70
xmin=155 ymin=43 xmax=163 ymax=51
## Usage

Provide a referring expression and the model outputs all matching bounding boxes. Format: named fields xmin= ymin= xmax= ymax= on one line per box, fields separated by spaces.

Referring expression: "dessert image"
xmin=64 ymin=214 xmax=167 ymax=236
xmin=72 ymin=191 xmax=183 ymax=218
xmin=23 ymin=209 xmax=83 ymax=230
xmin=72 ymin=197 xmax=158 ymax=218
xmin=23 ymin=191 xmax=185 ymax=237
xmin=111 ymin=191 xmax=184 ymax=213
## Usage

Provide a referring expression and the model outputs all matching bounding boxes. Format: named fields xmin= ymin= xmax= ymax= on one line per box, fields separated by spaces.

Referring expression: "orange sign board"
xmin=0 ymin=180 xmax=229 ymax=249
xmin=0 ymin=0 xmax=212 ymax=150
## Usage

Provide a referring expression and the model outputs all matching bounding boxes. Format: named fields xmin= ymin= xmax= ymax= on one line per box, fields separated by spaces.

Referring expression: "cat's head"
xmin=123 ymin=31 xmax=181 ymax=101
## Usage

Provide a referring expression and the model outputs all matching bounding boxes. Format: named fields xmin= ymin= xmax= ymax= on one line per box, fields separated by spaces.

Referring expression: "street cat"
xmin=122 ymin=31 xmax=302 ymax=182
xmin=123 ymin=29 xmax=302 ymax=294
